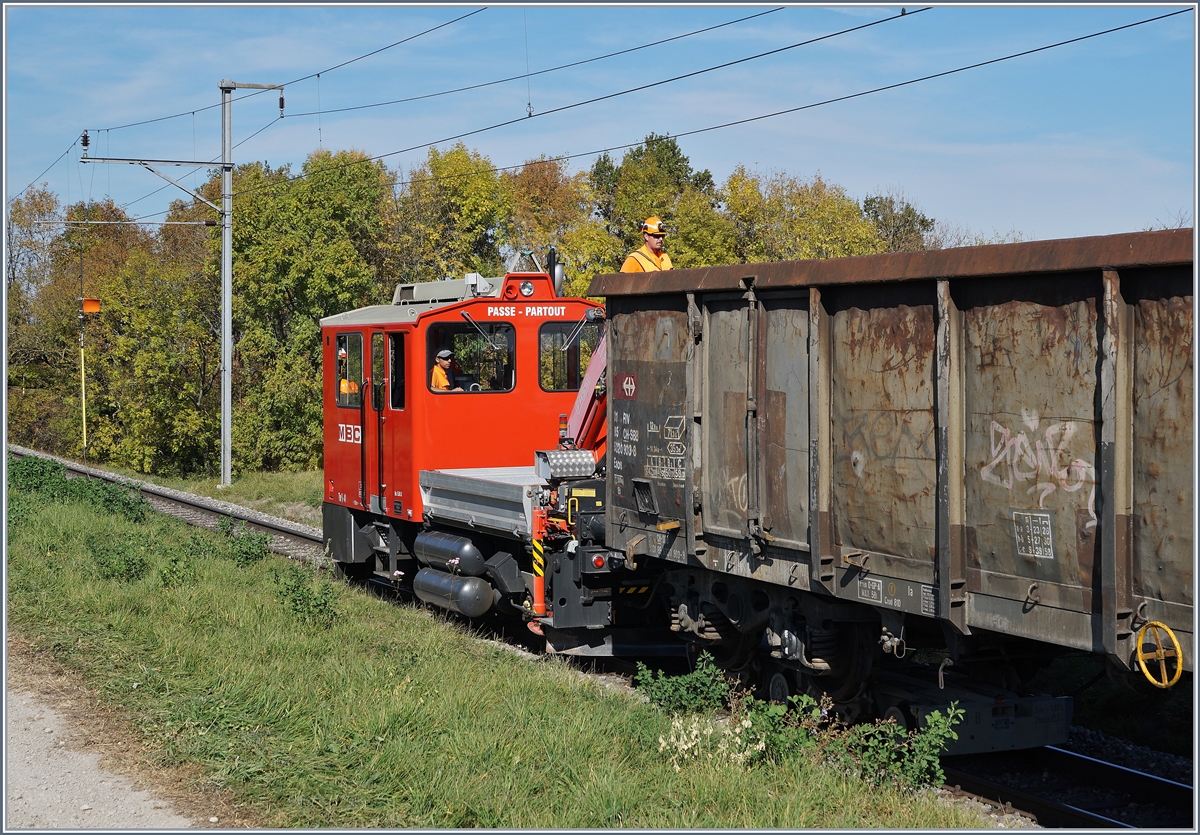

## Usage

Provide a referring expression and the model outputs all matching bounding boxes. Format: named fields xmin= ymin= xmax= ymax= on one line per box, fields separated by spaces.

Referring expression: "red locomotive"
xmin=321 ymin=254 xmax=607 ymax=621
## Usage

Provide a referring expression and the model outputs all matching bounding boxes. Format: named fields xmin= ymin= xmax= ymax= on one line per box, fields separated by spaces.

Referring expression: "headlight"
xmin=519 ymin=280 xmax=534 ymax=297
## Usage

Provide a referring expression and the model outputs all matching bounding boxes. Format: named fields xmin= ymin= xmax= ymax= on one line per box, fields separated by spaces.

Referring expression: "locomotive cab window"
xmin=427 ymin=322 xmax=515 ymax=393
xmin=335 ymin=332 xmax=363 ymax=408
xmin=539 ymin=321 xmax=601 ymax=391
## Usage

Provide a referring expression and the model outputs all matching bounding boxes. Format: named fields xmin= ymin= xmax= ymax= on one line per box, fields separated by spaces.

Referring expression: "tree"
xmin=224 ymin=149 xmax=393 ymax=472
xmin=589 ymin=133 xmax=715 ymax=253
xmin=668 ymin=185 xmax=736 ymax=269
xmin=863 ymin=190 xmax=935 ymax=252
xmin=7 ymin=198 xmax=152 ymax=458
xmin=721 ymin=168 xmax=885 ymax=263
xmin=391 ymin=143 xmax=511 ymax=283
xmin=85 ymin=245 xmax=220 ymax=475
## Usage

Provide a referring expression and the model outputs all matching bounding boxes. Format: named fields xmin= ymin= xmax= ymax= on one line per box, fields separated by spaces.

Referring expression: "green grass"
xmin=7 ymin=493 xmax=982 ymax=829
xmin=97 ymin=464 xmax=324 ymax=528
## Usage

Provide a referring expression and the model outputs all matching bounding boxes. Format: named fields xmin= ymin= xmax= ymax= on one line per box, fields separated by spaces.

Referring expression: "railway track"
xmin=8 ymin=446 xmax=326 ymax=566
xmin=942 ymin=746 xmax=1194 ymax=828
xmin=11 ymin=447 xmax=1194 ymax=828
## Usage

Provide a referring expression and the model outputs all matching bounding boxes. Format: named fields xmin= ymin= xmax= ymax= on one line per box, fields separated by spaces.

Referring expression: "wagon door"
xmin=699 ymin=288 xmax=811 ymax=564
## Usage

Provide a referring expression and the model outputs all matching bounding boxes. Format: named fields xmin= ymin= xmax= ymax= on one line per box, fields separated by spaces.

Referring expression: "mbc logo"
xmin=337 ymin=423 xmax=362 ymax=444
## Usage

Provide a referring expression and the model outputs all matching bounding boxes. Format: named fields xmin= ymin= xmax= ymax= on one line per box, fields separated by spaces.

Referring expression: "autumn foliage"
xmin=7 ymin=135 xmax=949 ymax=476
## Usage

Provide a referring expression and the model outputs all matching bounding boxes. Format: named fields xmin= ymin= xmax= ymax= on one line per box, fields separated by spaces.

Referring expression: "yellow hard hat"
xmin=640 ymin=217 xmax=667 ymax=236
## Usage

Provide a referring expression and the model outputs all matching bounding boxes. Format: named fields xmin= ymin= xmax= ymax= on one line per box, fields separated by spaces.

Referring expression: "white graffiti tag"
xmin=980 ymin=412 xmax=1097 ymax=529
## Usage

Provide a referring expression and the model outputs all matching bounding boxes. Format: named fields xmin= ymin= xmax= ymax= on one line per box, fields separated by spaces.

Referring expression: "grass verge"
xmin=70 ymin=459 xmax=323 ymax=528
xmin=6 ymin=463 xmax=982 ymax=828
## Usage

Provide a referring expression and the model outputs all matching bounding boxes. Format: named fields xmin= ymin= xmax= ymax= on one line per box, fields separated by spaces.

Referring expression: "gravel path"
xmin=5 ymin=637 xmax=257 ymax=829
xmin=5 ymin=687 xmax=195 ymax=829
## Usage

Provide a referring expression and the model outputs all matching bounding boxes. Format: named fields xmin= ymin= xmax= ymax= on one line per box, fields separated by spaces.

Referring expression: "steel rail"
xmin=942 ymin=746 xmax=1193 ymax=829
xmin=8 ymin=446 xmax=323 ymax=551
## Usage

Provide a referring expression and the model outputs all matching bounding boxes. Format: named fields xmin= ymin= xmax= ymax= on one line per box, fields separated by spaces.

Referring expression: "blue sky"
xmin=4 ymin=4 xmax=1196 ymax=241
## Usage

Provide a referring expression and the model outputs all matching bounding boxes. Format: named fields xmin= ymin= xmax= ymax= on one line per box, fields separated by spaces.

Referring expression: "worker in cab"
xmin=431 ymin=349 xmax=464 ymax=392
xmin=337 ymin=347 xmax=360 ymax=398
xmin=620 ymin=216 xmax=673 ymax=273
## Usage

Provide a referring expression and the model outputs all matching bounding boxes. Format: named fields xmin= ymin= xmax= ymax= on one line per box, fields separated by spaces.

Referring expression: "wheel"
xmin=767 ymin=670 xmax=793 ymax=704
xmin=697 ymin=628 xmax=759 ymax=673
xmin=883 ymin=704 xmax=913 ymax=732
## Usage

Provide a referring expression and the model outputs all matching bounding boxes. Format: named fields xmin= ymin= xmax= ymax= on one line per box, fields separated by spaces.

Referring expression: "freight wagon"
xmin=322 ymin=229 xmax=1193 ymax=753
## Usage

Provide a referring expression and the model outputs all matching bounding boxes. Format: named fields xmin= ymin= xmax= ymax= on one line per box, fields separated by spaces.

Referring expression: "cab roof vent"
xmin=392 ymin=274 xmax=501 ymax=305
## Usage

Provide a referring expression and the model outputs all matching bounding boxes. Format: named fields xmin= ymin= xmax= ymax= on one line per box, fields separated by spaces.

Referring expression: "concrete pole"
xmin=220 ymin=80 xmax=234 ymax=487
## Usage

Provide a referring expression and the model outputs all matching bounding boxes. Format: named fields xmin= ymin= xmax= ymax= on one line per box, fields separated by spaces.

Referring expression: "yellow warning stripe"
xmin=533 ymin=539 xmax=545 ymax=577
xmin=618 ymin=586 xmax=650 ymax=594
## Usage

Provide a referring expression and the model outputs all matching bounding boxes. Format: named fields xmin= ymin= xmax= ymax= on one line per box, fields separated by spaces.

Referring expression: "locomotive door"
xmin=363 ymin=330 xmax=387 ymax=515
xmin=381 ymin=330 xmax=410 ymax=521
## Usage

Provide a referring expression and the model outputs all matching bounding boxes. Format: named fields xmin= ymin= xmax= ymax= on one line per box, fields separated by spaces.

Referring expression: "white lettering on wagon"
xmin=337 ymin=423 xmax=362 ymax=444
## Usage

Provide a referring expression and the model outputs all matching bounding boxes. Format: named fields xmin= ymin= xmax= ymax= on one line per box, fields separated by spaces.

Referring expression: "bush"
xmin=7 ymin=454 xmax=67 ymax=496
xmin=655 ymin=679 xmax=963 ymax=792
xmin=88 ymin=536 xmax=149 ymax=583
xmin=7 ymin=491 xmax=34 ymax=527
xmin=159 ymin=550 xmax=197 ymax=588
xmin=7 ymin=453 xmax=148 ymax=523
xmin=64 ymin=476 xmax=148 ymax=523
xmin=636 ymin=652 xmax=733 ymax=714
xmin=218 ymin=517 xmax=271 ymax=566
xmin=275 ymin=564 xmax=338 ymax=627
xmin=735 ymin=692 xmax=824 ymax=763
xmin=823 ymin=702 xmax=963 ymax=790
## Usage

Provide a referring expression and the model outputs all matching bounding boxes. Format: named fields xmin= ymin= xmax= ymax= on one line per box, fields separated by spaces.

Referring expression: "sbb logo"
xmin=338 ymin=423 xmax=362 ymax=444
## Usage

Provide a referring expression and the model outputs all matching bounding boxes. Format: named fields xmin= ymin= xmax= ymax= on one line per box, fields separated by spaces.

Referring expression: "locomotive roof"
xmin=320 ymin=274 xmax=503 ymax=327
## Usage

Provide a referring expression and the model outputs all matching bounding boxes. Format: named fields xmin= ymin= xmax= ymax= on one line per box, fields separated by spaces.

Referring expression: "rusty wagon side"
xmin=589 ymin=228 xmax=1193 ymax=679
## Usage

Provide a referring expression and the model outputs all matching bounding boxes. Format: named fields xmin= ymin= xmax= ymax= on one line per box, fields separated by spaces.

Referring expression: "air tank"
xmin=413 ymin=530 xmax=487 ymax=576
xmin=413 ymin=568 xmax=494 ymax=618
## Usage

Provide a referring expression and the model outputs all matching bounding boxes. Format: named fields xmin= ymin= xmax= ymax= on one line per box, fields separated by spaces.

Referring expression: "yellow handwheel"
xmin=1135 ymin=621 xmax=1184 ymax=689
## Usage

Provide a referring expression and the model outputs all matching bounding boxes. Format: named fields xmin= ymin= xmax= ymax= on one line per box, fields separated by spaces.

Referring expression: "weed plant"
xmin=6 ymin=489 xmax=983 ymax=829
xmin=275 ymin=564 xmax=339 ymax=627
xmin=8 ymin=453 xmax=149 ymax=522
xmin=217 ymin=517 xmax=271 ymax=566
xmin=158 ymin=551 xmax=198 ymax=589
xmin=640 ymin=657 xmax=963 ymax=791
xmin=88 ymin=535 xmax=150 ymax=583
xmin=635 ymin=653 xmax=731 ymax=713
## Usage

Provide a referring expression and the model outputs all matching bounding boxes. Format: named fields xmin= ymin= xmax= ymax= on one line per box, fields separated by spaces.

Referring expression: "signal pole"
xmin=81 ymin=80 xmax=282 ymax=487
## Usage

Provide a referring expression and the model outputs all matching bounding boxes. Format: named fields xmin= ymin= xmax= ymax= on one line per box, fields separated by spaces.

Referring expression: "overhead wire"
xmin=284 ymin=7 xmax=785 ymax=119
xmin=116 ymin=114 xmax=280 ymax=214
xmin=102 ymin=7 xmax=791 ymax=214
xmin=247 ymin=7 xmax=1192 ymax=201
xmin=78 ymin=10 xmax=486 ymax=215
xmin=8 ymin=140 xmax=77 ymax=204
xmin=23 ymin=7 xmax=770 ymax=211
xmin=236 ymin=7 xmax=930 ymax=196
xmin=87 ymin=8 xmax=488 ymax=134
xmin=93 ymin=7 xmax=1194 ymax=223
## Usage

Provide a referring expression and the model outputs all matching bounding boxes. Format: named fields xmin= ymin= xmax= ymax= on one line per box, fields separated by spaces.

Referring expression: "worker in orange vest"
xmin=620 ymin=217 xmax=673 ymax=272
